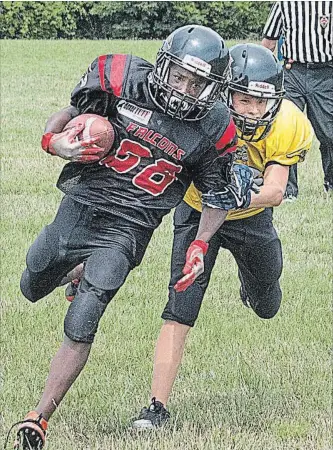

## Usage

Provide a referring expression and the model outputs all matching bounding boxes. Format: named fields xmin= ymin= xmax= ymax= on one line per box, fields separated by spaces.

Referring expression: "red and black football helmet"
xmin=149 ymin=25 xmax=230 ymax=121
xmin=227 ymin=43 xmax=285 ymax=142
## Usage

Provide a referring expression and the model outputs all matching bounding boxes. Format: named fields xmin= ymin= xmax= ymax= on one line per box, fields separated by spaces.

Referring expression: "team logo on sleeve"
xmin=117 ymin=100 xmax=152 ymax=125
xmin=79 ymin=64 xmax=92 ymax=87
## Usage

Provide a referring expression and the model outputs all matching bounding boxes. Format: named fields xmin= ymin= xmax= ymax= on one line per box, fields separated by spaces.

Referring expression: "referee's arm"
xmin=262 ymin=2 xmax=282 ymax=52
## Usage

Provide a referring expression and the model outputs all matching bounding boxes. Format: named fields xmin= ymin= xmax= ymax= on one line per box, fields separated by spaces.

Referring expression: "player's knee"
xmin=162 ymin=282 xmax=205 ymax=327
xmin=84 ymin=248 xmax=131 ymax=291
xmin=20 ymin=269 xmax=44 ymax=303
xmin=251 ymin=285 xmax=282 ymax=319
xmin=64 ymin=279 xmax=115 ymax=343
xmin=254 ymin=303 xmax=280 ymax=319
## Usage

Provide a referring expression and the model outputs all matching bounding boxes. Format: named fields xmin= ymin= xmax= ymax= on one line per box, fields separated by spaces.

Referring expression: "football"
xmin=64 ymin=113 xmax=115 ymax=158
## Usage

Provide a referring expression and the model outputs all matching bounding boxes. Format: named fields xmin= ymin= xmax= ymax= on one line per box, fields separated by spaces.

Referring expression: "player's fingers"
xmin=182 ymin=256 xmax=200 ymax=275
xmin=80 ymin=155 xmax=101 ymax=162
xmin=68 ymin=124 xmax=84 ymax=137
xmin=251 ymin=184 xmax=260 ymax=194
xmin=80 ymin=147 xmax=104 ymax=155
xmin=73 ymin=154 xmax=101 ymax=163
xmin=80 ymin=137 xmax=99 ymax=147
xmin=66 ymin=125 xmax=84 ymax=144
xmin=174 ymin=272 xmax=196 ymax=292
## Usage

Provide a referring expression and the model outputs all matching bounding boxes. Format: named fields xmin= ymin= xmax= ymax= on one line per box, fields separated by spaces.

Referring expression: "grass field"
xmin=0 ymin=40 xmax=332 ymax=450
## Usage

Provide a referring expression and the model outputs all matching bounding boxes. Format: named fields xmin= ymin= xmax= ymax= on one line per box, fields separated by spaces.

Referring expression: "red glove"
xmin=41 ymin=125 xmax=104 ymax=162
xmin=174 ymin=240 xmax=209 ymax=292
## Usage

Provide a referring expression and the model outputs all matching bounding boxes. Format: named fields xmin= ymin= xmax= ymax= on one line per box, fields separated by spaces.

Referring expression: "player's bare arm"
xmin=44 ymin=105 xmax=80 ymax=133
xmin=248 ymin=163 xmax=289 ymax=208
xmin=173 ymin=206 xmax=228 ymax=292
xmin=195 ymin=206 xmax=228 ymax=243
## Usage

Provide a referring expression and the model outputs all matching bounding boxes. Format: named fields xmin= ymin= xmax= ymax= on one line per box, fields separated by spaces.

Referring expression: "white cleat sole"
xmin=132 ymin=419 xmax=155 ymax=430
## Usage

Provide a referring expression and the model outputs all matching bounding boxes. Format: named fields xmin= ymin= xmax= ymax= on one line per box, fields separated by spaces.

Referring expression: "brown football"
xmin=64 ymin=113 xmax=115 ymax=158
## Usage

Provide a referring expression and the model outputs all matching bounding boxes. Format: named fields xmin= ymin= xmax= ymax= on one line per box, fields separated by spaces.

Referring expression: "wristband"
xmin=41 ymin=132 xmax=56 ymax=155
xmin=190 ymin=239 xmax=209 ymax=255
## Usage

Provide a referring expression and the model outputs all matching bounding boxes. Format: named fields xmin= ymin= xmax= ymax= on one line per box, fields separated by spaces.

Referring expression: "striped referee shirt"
xmin=263 ymin=1 xmax=333 ymax=63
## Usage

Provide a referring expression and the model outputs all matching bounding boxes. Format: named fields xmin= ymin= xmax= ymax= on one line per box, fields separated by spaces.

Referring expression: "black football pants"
xmin=284 ymin=62 xmax=333 ymax=196
xmin=20 ymin=196 xmax=153 ymax=343
xmin=162 ymin=201 xmax=283 ymax=326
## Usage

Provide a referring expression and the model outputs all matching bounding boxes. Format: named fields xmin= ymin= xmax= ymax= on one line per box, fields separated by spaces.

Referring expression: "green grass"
xmin=1 ymin=40 xmax=332 ymax=450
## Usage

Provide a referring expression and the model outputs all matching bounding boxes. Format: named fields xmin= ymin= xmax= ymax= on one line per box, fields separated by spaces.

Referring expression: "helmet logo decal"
xmin=248 ymin=81 xmax=275 ymax=94
xmin=183 ymin=54 xmax=212 ymax=75
xmin=79 ymin=63 xmax=92 ymax=88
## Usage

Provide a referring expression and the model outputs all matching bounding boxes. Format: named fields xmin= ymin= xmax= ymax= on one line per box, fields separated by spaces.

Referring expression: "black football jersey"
xmin=57 ymin=54 xmax=237 ymax=229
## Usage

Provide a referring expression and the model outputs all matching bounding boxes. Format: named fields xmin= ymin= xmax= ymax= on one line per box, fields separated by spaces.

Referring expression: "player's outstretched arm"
xmin=174 ymin=207 xmax=228 ymax=292
xmin=247 ymin=164 xmax=289 ymax=208
xmin=174 ymin=164 xmax=256 ymax=292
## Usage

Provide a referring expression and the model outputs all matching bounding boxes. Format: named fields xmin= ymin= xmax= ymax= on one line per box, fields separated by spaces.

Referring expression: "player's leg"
xmin=14 ymin=337 xmax=93 ymax=450
xmin=16 ymin=217 xmax=153 ymax=447
xmin=133 ymin=201 xmax=221 ymax=428
xmin=14 ymin=198 xmax=93 ymax=449
xmin=282 ymin=65 xmax=307 ymax=200
xmin=305 ymin=64 xmax=333 ymax=192
xmin=225 ymin=210 xmax=283 ymax=319
xmin=34 ymin=223 xmax=151 ymax=416
xmin=20 ymin=197 xmax=90 ymax=303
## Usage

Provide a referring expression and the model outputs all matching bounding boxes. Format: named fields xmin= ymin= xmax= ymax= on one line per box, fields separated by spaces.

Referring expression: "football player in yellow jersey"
xmin=132 ymin=44 xmax=313 ymax=428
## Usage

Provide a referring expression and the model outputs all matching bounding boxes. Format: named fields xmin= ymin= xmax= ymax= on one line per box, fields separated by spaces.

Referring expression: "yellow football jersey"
xmin=184 ymin=99 xmax=314 ymax=220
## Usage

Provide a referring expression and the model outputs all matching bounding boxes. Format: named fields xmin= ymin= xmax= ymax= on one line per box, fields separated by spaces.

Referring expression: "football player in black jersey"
xmin=12 ymin=26 xmax=256 ymax=449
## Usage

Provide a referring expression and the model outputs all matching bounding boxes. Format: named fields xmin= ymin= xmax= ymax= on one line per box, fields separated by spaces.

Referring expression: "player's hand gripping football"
xmin=174 ymin=240 xmax=209 ymax=292
xmin=41 ymin=124 xmax=105 ymax=163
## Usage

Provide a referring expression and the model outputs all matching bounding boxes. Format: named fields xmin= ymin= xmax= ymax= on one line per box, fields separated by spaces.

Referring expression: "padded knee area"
xmin=162 ymin=281 xmax=205 ymax=327
xmin=84 ymin=248 xmax=131 ymax=291
xmin=26 ymin=226 xmax=59 ymax=273
xmin=20 ymin=269 xmax=50 ymax=303
xmin=64 ymin=280 xmax=113 ymax=343
xmin=250 ymin=282 xmax=282 ymax=319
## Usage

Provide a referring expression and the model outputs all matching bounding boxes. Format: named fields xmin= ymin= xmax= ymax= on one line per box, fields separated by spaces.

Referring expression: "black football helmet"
xmin=227 ymin=43 xmax=285 ymax=142
xmin=149 ymin=25 xmax=230 ymax=121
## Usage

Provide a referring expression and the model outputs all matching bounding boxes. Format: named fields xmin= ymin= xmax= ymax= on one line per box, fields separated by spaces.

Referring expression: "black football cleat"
xmin=132 ymin=397 xmax=170 ymax=429
xmin=13 ymin=411 xmax=48 ymax=450
xmin=65 ymin=278 xmax=80 ymax=302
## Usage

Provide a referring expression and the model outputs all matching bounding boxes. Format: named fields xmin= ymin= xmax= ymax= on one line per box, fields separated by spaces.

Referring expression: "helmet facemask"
xmin=229 ymin=96 xmax=283 ymax=142
xmin=149 ymin=50 xmax=230 ymax=121
xmin=227 ymin=44 xmax=285 ymax=143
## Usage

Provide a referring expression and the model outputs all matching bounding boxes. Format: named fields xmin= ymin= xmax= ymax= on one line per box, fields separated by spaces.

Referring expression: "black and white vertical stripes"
xmin=263 ymin=1 xmax=333 ymax=63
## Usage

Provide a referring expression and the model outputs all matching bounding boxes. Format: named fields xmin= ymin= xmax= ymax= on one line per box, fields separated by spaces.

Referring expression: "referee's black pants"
xmin=284 ymin=62 xmax=333 ymax=196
